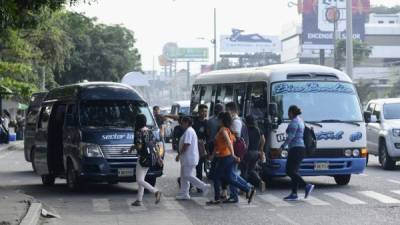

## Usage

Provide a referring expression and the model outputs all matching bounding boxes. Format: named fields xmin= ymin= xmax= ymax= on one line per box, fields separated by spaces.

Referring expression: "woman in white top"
xmin=175 ymin=116 xmax=211 ymax=200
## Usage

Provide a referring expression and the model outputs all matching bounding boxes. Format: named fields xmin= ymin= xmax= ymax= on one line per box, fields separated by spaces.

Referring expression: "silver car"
xmin=365 ymin=98 xmax=400 ymax=170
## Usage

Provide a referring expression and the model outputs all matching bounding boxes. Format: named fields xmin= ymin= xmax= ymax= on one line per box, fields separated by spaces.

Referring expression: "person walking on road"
xmin=193 ymin=104 xmax=209 ymax=192
xmin=176 ymin=116 xmax=211 ymax=200
xmin=281 ymin=105 xmax=314 ymax=201
xmin=207 ymin=112 xmax=255 ymax=205
xmin=131 ymin=114 xmax=162 ymax=206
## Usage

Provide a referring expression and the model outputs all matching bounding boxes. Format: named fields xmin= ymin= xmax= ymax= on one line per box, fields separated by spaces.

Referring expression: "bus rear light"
xmin=361 ymin=148 xmax=368 ymax=158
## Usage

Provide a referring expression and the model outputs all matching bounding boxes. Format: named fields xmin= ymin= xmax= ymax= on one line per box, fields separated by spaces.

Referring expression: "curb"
xmin=20 ymin=203 xmax=42 ymax=225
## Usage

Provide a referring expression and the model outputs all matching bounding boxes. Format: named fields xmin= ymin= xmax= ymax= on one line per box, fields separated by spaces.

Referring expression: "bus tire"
xmin=379 ymin=143 xmax=396 ymax=170
xmin=67 ymin=161 xmax=82 ymax=191
xmin=31 ymin=148 xmax=37 ymax=172
xmin=334 ymin=175 xmax=351 ymax=185
xmin=41 ymin=175 xmax=55 ymax=186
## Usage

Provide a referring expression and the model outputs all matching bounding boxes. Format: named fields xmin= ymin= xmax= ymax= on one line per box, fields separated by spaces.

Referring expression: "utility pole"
xmin=332 ymin=0 xmax=338 ymax=68
xmin=213 ymin=8 xmax=217 ymax=70
xmin=346 ymin=0 xmax=354 ymax=78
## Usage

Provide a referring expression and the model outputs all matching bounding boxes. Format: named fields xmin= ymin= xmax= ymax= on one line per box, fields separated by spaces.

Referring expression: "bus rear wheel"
xmin=334 ymin=175 xmax=351 ymax=185
xmin=41 ymin=175 xmax=55 ymax=186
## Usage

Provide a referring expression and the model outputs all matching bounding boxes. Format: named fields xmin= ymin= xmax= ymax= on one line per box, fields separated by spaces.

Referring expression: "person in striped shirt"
xmin=281 ymin=105 xmax=314 ymax=201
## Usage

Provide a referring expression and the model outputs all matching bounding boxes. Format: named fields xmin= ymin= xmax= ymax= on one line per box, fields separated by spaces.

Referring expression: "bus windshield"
xmin=271 ymin=81 xmax=363 ymax=122
xmin=80 ymin=100 xmax=155 ymax=128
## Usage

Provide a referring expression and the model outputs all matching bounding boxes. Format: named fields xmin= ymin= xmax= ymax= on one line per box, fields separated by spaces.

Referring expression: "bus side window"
xmin=234 ymin=84 xmax=246 ymax=116
xmin=65 ymin=104 xmax=77 ymax=127
xmin=249 ymin=83 xmax=267 ymax=120
xmin=190 ymin=85 xmax=201 ymax=113
xmin=209 ymin=85 xmax=217 ymax=116
xmin=38 ymin=105 xmax=52 ymax=129
xmin=223 ymin=85 xmax=233 ymax=104
xmin=215 ymin=85 xmax=223 ymax=104
xmin=200 ymin=85 xmax=212 ymax=114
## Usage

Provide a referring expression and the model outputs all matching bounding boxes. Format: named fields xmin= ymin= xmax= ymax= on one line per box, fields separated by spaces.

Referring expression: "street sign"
xmin=165 ymin=48 xmax=209 ymax=61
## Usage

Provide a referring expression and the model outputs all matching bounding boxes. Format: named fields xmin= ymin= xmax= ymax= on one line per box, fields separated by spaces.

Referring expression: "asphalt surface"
xmin=1 ymin=143 xmax=400 ymax=225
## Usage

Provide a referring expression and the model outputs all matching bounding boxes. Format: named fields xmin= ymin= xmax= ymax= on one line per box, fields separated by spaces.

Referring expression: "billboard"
xmin=220 ymin=29 xmax=280 ymax=54
xmin=164 ymin=48 xmax=208 ymax=61
xmin=302 ymin=0 xmax=370 ymax=49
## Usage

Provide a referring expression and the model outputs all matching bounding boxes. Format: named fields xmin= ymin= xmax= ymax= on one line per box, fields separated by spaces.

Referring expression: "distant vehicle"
xmin=165 ymin=101 xmax=190 ymax=143
xmin=160 ymin=107 xmax=170 ymax=115
xmin=364 ymin=98 xmax=400 ymax=170
xmin=24 ymin=92 xmax=48 ymax=171
xmin=192 ymin=64 xmax=367 ymax=186
xmin=30 ymin=82 xmax=164 ymax=190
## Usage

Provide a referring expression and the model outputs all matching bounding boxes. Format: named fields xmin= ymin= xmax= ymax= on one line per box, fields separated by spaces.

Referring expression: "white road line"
xmin=258 ymin=194 xmax=293 ymax=207
xmin=303 ymin=196 xmax=330 ymax=206
xmin=360 ymin=191 xmax=400 ymax=204
xmin=126 ymin=198 xmax=147 ymax=212
xmin=237 ymin=195 xmax=257 ymax=208
xmin=324 ymin=192 xmax=366 ymax=205
xmin=277 ymin=213 xmax=301 ymax=225
xmin=191 ymin=196 xmax=221 ymax=209
xmin=388 ymin=179 xmax=400 ymax=185
xmin=92 ymin=198 xmax=110 ymax=212
xmin=162 ymin=197 xmax=184 ymax=210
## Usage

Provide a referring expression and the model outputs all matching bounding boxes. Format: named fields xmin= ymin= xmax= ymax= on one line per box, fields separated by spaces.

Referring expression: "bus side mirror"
xmin=363 ymin=111 xmax=371 ymax=123
xmin=268 ymin=103 xmax=278 ymax=116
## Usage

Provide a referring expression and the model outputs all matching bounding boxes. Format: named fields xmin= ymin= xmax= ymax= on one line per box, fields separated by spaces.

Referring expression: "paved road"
xmin=1 ymin=143 xmax=400 ymax=225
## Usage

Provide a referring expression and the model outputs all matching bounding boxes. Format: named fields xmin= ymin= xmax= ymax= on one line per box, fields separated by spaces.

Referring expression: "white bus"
xmin=191 ymin=64 xmax=367 ymax=185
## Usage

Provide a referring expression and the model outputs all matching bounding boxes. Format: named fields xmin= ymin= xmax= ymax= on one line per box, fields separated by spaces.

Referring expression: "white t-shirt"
xmin=179 ymin=127 xmax=199 ymax=166
xmin=231 ymin=115 xmax=242 ymax=137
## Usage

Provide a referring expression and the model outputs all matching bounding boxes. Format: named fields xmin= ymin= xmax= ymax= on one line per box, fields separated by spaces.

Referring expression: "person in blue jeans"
xmin=281 ymin=105 xmax=315 ymax=201
xmin=207 ymin=112 xmax=255 ymax=205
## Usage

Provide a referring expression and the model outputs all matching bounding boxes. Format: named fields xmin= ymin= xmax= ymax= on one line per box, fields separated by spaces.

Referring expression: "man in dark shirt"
xmin=193 ymin=104 xmax=209 ymax=190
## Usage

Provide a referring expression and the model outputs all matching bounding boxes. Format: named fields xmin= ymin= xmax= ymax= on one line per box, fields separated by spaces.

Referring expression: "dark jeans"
xmin=286 ymin=147 xmax=307 ymax=194
xmin=196 ymin=157 xmax=205 ymax=181
xmin=241 ymin=151 xmax=262 ymax=187
xmin=213 ymin=156 xmax=251 ymax=201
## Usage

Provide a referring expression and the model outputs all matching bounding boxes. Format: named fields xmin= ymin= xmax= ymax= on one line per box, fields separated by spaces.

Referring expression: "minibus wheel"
xmin=67 ymin=161 xmax=82 ymax=191
xmin=31 ymin=148 xmax=36 ymax=172
xmin=41 ymin=175 xmax=55 ymax=186
xmin=334 ymin=175 xmax=351 ymax=185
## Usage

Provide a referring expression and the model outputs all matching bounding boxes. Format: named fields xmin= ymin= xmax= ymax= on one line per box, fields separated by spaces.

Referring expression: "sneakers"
xmin=175 ymin=194 xmax=191 ymax=201
xmin=202 ymin=184 xmax=211 ymax=197
xmin=305 ymin=184 xmax=315 ymax=199
xmin=247 ymin=186 xmax=256 ymax=204
xmin=131 ymin=200 xmax=143 ymax=206
xmin=155 ymin=191 xmax=162 ymax=204
xmin=283 ymin=193 xmax=299 ymax=201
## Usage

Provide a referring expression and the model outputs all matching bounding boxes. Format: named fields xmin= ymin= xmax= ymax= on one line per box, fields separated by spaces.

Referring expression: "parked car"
xmin=365 ymin=98 xmax=400 ymax=170
xmin=24 ymin=92 xmax=48 ymax=171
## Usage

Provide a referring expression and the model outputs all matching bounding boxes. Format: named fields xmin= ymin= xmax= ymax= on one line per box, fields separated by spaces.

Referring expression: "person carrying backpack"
xmin=131 ymin=114 xmax=162 ymax=206
xmin=281 ymin=105 xmax=315 ymax=201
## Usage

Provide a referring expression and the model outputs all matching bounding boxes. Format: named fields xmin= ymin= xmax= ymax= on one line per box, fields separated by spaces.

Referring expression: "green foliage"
xmin=0 ymin=77 xmax=38 ymax=102
xmin=355 ymin=79 xmax=377 ymax=105
xmin=388 ymin=69 xmax=400 ymax=98
xmin=334 ymin=39 xmax=371 ymax=69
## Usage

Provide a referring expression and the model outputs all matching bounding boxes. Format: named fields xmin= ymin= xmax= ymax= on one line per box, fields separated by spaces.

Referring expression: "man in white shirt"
xmin=176 ymin=116 xmax=211 ymax=200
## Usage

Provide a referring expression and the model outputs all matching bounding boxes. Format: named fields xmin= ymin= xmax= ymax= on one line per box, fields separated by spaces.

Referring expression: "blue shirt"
xmin=282 ymin=116 xmax=305 ymax=149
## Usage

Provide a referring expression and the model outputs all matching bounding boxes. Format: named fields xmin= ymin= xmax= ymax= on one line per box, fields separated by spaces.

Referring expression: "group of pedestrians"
xmin=131 ymin=103 xmax=314 ymax=206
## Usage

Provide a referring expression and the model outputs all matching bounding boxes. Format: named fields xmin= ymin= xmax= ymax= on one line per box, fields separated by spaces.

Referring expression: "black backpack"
xmin=138 ymin=131 xmax=159 ymax=168
xmin=303 ymin=126 xmax=317 ymax=154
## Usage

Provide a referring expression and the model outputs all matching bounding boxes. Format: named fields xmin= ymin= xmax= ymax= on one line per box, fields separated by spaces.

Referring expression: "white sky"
xmin=70 ymin=0 xmax=400 ymax=73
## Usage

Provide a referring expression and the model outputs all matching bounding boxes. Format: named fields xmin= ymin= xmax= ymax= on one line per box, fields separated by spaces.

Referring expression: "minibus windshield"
xmin=271 ymin=81 xmax=363 ymax=122
xmin=80 ymin=100 xmax=155 ymax=128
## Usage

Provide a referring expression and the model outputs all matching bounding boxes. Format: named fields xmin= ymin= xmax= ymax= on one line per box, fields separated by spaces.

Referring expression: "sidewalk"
xmin=0 ymin=188 xmax=33 ymax=225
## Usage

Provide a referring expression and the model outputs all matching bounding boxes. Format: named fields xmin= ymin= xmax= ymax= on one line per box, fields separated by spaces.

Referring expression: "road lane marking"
xmin=191 ymin=196 xmax=221 ymax=209
xmin=388 ymin=179 xmax=400 ymax=185
xmin=258 ymin=194 xmax=293 ymax=207
xmin=277 ymin=213 xmax=301 ymax=225
xmin=162 ymin=197 xmax=184 ymax=210
xmin=360 ymin=191 xmax=400 ymax=204
xmin=237 ymin=195 xmax=257 ymax=208
xmin=126 ymin=198 xmax=147 ymax=212
xmin=303 ymin=196 xmax=330 ymax=206
xmin=92 ymin=198 xmax=110 ymax=212
xmin=324 ymin=192 xmax=366 ymax=205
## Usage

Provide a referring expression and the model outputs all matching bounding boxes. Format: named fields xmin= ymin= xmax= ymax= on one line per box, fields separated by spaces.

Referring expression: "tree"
xmin=355 ymin=79 xmax=376 ymax=105
xmin=334 ymin=39 xmax=371 ymax=69
xmin=55 ymin=12 xmax=142 ymax=85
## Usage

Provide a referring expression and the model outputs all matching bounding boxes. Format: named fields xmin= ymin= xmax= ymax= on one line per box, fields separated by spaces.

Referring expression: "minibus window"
xmin=223 ymin=85 xmax=233 ymax=103
xmin=38 ymin=105 xmax=52 ymax=129
xmin=249 ymin=83 xmax=267 ymax=120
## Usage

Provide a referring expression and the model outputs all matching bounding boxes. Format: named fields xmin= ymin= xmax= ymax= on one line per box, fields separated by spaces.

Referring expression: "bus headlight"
xmin=281 ymin=150 xmax=288 ymax=158
xmin=344 ymin=149 xmax=352 ymax=157
xmin=81 ymin=143 xmax=104 ymax=158
xmin=393 ymin=129 xmax=400 ymax=137
xmin=352 ymin=149 xmax=360 ymax=157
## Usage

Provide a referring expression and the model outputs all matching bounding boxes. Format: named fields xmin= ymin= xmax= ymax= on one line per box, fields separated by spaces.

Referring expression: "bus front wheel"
xmin=334 ymin=175 xmax=351 ymax=185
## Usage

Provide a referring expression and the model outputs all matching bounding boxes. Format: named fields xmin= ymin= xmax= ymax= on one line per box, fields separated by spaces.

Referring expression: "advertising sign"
xmin=220 ymin=29 xmax=280 ymax=54
xmin=165 ymin=48 xmax=209 ymax=61
xmin=302 ymin=0 xmax=370 ymax=49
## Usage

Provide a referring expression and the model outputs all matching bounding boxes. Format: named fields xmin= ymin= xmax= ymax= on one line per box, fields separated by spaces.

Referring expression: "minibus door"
xmin=34 ymin=104 xmax=53 ymax=175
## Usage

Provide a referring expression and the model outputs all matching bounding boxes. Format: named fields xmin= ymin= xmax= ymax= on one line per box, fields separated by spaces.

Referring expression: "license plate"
xmin=118 ymin=168 xmax=134 ymax=177
xmin=314 ymin=162 xmax=329 ymax=171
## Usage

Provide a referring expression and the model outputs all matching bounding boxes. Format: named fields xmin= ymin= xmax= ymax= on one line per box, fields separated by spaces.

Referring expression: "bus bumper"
xmin=269 ymin=158 xmax=366 ymax=176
